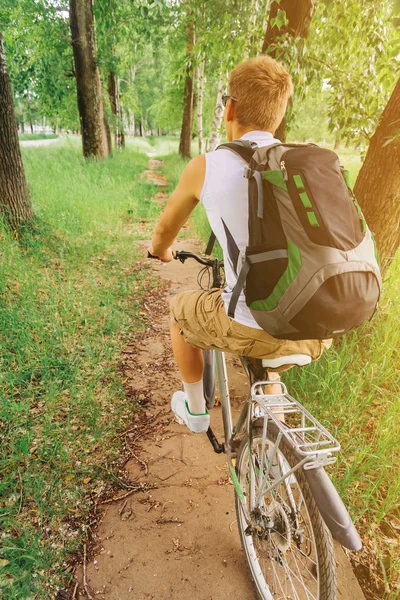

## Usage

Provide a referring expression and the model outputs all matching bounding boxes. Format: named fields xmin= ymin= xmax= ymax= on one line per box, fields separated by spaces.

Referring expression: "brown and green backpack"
xmin=217 ymin=140 xmax=382 ymax=341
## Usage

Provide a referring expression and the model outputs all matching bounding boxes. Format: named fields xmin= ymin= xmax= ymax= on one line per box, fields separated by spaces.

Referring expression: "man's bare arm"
xmin=150 ymin=155 xmax=205 ymax=262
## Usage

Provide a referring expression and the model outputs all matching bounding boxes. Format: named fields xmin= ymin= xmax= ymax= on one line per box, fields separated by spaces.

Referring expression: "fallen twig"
xmin=101 ymin=483 xmax=156 ymax=504
xmin=126 ymin=441 xmax=148 ymax=475
xmin=156 ymin=519 xmax=184 ymax=525
xmin=83 ymin=544 xmax=94 ymax=600
xmin=118 ymin=499 xmax=128 ymax=515
xmin=17 ymin=471 xmax=23 ymax=515
xmin=157 ymin=470 xmax=180 ymax=482
xmin=72 ymin=582 xmax=79 ymax=600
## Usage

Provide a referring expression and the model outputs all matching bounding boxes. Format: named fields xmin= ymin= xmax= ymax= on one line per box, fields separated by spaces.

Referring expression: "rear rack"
xmin=251 ymin=381 xmax=340 ymax=470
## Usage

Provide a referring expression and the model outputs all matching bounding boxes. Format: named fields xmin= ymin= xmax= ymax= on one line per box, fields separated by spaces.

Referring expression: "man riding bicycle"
xmin=149 ymin=56 xmax=329 ymax=435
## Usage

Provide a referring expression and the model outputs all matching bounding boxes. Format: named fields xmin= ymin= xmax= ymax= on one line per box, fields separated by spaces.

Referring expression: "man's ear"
xmin=226 ymin=98 xmax=237 ymax=122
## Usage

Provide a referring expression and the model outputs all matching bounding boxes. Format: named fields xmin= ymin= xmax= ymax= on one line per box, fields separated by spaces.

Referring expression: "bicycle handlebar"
xmin=147 ymin=249 xmax=224 ymax=268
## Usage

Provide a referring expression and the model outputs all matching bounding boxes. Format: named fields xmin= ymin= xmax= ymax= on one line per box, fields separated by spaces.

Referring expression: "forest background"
xmin=0 ymin=0 xmax=399 ymax=599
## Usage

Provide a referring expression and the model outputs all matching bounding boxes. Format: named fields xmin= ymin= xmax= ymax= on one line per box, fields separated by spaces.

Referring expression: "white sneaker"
xmin=171 ymin=391 xmax=210 ymax=433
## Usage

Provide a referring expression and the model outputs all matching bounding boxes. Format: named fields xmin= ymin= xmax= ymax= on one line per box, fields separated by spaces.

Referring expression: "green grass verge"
xmin=0 ymin=141 xmax=162 ymax=598
xmin=127 ymin=135 xmax=198 ymax=157
xmin=19 ymin=133 xmax=59 ymax=141
xmin=159 ymin=143 xmax=400 ymax=599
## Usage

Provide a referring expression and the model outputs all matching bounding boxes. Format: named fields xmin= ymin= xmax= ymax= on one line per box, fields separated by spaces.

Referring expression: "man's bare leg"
xmin=265 ymin=371 xmax=284 ymax=422
xmin=170 ymin=320 xmax=203 ymax=382
xmin=171 ymin=320 xmax=284 ymax=419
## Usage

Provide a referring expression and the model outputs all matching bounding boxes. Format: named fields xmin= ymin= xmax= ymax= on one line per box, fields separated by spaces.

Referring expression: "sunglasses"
xmin=222 ymin=94 xmax=239 ymax=107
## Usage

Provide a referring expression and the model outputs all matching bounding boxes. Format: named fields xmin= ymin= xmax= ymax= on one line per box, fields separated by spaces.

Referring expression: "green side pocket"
xmin=263 ymin=170 xmax=288 ymax=191
xmin=342 ymin=169 xmax=351 ymax=189
xmin=250 ymin=240 xmax=302 ymax=312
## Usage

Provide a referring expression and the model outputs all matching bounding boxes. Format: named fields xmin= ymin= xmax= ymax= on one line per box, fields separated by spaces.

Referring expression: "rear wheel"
xmin=235 ymin=421 xmax=336 ymax=600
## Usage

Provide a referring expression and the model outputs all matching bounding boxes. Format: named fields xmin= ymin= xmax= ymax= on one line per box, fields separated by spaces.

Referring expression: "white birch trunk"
xmin=197 ymin=56 xmax=205 ymax=154
xmin=128 ymin=109 xmax=135 ymax=136
xmin=208 ymin=71 xmax=227 ymax=152
xmin=244 ymin=0 xmax=260 ymax=59
xmin=260 ymin=0 xmax=272 ymax=54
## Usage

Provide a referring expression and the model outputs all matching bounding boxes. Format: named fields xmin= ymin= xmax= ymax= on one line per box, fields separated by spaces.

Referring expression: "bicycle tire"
xmin=203 ymin=349 xmax=216 ymax=409
xmin=235 ymin=419 xmax=336 ymax=600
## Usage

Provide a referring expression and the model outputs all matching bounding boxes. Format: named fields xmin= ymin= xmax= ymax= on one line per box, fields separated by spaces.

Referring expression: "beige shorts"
xmin=170 ymin=289 xmax=330 ymax=365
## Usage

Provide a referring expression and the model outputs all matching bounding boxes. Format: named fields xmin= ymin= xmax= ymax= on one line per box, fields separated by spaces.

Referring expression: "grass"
xmin=127 ymin=135 xmax=198 ymax=157
xmin=18 ymin=133 xmax=59 ymax=141
xmin=0 ymin=140 xmax=162 ymax=598
xmin=159 ymin=140 xmax=400 ymax=599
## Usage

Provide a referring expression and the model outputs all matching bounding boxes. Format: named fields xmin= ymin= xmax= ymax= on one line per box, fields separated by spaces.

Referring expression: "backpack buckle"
xmin=244 ymin=167 xmax=254 ymax=179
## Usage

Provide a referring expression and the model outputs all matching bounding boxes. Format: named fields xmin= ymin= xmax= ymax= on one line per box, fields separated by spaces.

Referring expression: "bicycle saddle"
xmin=261 ymin=354 xmax=312 ymax=369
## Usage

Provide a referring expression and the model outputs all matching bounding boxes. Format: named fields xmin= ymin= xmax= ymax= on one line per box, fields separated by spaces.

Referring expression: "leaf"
xmin=83 ymin=477 xmax=91 ymax=484
xmin=0 ymin=559 xmax=9 ymax=568
xmin=65 ymin=474 xmax=74 ymax=481
xmin=270 ymin=9 xmax=288 ymax=31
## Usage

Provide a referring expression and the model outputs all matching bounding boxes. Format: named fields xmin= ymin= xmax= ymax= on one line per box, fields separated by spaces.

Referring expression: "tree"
xmin=0 ymin=32 xmax=33 ymax=227
xmin=69 ymin=0 xmax=110 ymax=158
xmin=4 ymin=1 xmax=80 ymax=133
xmin=309 ymin=0 xmax=399 ymax=149
xmin=179 ymin=7 xmax=195 ymax=158
xmin=262 ymin=0 xmax=314 ymax=53
xmin=207 ymin=71 xmax=227 ymax=151
xmin=354 ymin=78 xmax=400 ymax=271
xmin=107 ymin=69 xmax=125 ymax=149
xmin=196 ymin=55 xmax=205 ymax=153
xmin=262 ymin=0 xmax=315 ymax=141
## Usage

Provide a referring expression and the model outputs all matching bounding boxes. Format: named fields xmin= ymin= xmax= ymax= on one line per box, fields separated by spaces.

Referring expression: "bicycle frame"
xmin=149 ymin=249 xmax=362 ymax=551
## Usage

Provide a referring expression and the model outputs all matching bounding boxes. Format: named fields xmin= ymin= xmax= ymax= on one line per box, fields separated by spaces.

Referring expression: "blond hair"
xmin=229 ymin=56 xmax=293 ymax=133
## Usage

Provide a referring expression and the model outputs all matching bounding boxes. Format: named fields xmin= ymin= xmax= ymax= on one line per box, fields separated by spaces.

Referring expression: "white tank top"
xmin=200 ymin=130 xmax=280 ymax=330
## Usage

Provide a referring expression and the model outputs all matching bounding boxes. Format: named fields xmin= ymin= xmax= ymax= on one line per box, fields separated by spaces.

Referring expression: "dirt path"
xmin=19 ymin=137 xmax=61 ymax=147
xmin=73 ymin=164 xmax=366 ymax=600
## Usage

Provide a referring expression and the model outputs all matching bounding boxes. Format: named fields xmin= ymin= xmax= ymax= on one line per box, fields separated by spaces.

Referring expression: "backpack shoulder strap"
xmin=216 ymin=140 xmax=257 ymax=163
xmin=205 ymin=231 xmax=216 ymax=255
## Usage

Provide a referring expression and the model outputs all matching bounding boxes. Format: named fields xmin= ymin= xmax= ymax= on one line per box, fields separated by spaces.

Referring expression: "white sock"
xmin=183 ymin=379 xmax=206 ymax=415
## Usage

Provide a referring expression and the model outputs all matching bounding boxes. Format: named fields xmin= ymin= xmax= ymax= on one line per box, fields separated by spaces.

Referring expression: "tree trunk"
xmin=127 ymin=109 xmax=135 ymax=136
xmin=262 ymin=0 xmax=314 ymax=54
xmin=197 ymin=56 xmax=205 ymax=154
xmin=354 ymin=78 xmax=400 ymax=272
xmin=262 ymin=0 xmax=315 ymax=141
xmin=107 ymin=70 xmax=125 ymax=149
xmin=208 ymin=71 xmax=227 ymax=152
xmin=191 ymin=67 xmax=197 ymax=137
xmin=179 ymin=11 xmax=195 ymax=158
xmin=117 ymin=78 xmax=125 ymax=148
xmin=0 ymin=33 xmax=33 ymax=227
xmin=69 ymin=0 xmax=110 ymax=158
xmin=99 ymin=70 xmax=112 ymax=154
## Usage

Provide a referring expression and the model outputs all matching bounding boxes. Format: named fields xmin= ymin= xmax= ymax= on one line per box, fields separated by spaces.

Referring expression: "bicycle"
xmin=149 ymin=248 xmax=362 ymax=600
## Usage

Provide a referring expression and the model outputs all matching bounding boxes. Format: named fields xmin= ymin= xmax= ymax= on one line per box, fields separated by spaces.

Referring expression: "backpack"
xmin=215 ymin=140 xmax=382 ymax=341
